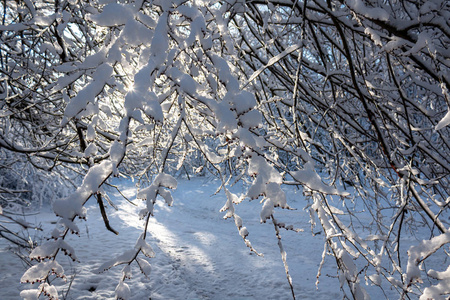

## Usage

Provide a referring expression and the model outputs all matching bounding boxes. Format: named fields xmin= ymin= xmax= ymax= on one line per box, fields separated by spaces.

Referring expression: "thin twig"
xmin=271 ymin=215 xmax=296 ymax=300
xmin=96 ymin=193 xmax=118 ymax=235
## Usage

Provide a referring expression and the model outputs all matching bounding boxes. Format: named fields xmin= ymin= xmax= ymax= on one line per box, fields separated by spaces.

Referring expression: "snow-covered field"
xmin=2 ymin=177 xmax=393 ymax=299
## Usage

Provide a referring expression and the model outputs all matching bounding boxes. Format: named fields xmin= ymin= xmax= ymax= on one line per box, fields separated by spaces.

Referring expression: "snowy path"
xmin=1 ymin=178 xmax=346 ymax=299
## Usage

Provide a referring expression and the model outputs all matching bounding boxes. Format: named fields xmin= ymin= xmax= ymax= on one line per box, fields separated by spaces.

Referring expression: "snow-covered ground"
xmin=2 ymin=177 xmax=392 ymax=299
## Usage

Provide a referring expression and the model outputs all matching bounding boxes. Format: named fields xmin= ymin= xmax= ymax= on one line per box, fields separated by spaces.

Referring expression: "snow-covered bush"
xmin=0 ymin=149 xmax=79 ymax=211
xmin=0 ymin=0 xmax=449 ymax=299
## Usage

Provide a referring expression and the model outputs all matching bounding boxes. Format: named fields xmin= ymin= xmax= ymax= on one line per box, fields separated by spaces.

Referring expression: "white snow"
xmin=20 ymin=289 xmax=39 ymax=300
xmin=177 ymin=73 xmax=199 ymax=95
xmin=0 ymin=178 xmax=345 ymax=299
xmin=185 ymin=16 xmax=207 ymax=48
xmin=364 ymin=28 xmax=383 ymax=47
xmin=244 ymin=44 xmax=302 ymax=88
xmin=1 ymin=177 xmax=436 ymax=299
xmin=346 ymin=0 xmax=389 ymax=21
xmin=86 ymin=3 xmax=133 ymax=27
xmin=405 ymin=231 xmax=450 ymax=288
xmin=239 ymin=109 xmax=262 ymax=129
xmin=84 ymin=143 xmax=98 ymax=157
xmin=120 ymin=18 xmax=153 ymax=47
xmin=435 ymin=110 xmax=450 ymax=131
xmin=21 ymin=260 xmax=65 ymax=284
xmin=135 ymin=234 xmax=156 ymax=258
xmin=224 ymin=91 xmax=257 ymax=115
xmin=115 ymin=281 xmax=131 ymax=300
xmin=290 ymin=161 xmax=350 ymax=196
xmin=213 ymin=101 xmax=238 ymax=132
xmin=63 ymin=64 xmax=113 ymax=123
xmin=53 ymin=160 xmax=113 ymax=220
xmin=30 ymin=239 xmax=77 ymax=262
xmin=211 ymin=54 xmax=239 ymax=91
xmin=150 ymin=12 xmax=169 ymax=66
xmin=421 ymin=265 xmax=450 ymax=300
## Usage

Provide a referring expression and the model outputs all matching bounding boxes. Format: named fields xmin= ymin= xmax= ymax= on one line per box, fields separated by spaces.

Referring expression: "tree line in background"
xmin=0 ymin=0 xmax=449 ymax=299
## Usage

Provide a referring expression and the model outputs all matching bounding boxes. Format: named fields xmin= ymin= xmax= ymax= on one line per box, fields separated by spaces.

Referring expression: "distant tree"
xmin=0 ymin=0 xmax=448 ymax=299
